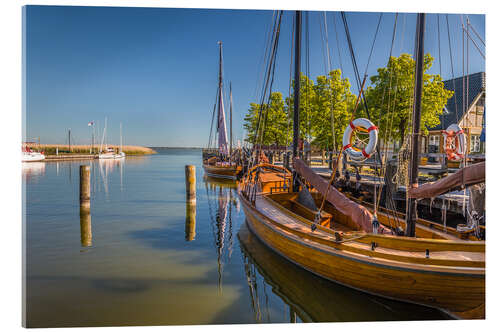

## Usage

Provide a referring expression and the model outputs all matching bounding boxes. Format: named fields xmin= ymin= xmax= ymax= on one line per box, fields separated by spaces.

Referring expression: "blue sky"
xmin=24 ymin=6 xmax=485 ymax=147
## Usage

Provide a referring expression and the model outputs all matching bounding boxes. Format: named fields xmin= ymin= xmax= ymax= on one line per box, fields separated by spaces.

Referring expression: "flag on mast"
xmin=88 ymin=121 xmax=94 ymax=126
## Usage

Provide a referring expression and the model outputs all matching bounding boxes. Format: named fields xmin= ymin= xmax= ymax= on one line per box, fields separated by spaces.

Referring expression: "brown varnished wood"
xmin=202 ymin=163 xmax=242 ymax=179
xmin=238 ymin=169 xmax=485 ymax=319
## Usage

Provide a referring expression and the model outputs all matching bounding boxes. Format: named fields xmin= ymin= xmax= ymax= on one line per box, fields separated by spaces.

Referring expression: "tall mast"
xmin=217 ymin=41 xmax=223 ymax=149
xmin=292 ymin=11 xmax=302 ymax=192
xmin=216 ymin=41 xmax=229 ymax=157
xmin=91 ymin=123 xmax=94 ymax=155
xmin=68 ymin=128 xmax=71 ymax=152
xmin=405 ymin=13 xmax=426 ymax=237
xmin=100 ymin=117 xmax=107 ymax=153
xmin=120 ymin=122 xmax=123 ymax=153
xmin=229 ymin=82 xmax=233 ymax=163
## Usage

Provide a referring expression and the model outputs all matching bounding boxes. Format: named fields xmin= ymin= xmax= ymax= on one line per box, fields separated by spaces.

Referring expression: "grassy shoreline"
xmin=26 ymin=144 xmax=157 ymax=155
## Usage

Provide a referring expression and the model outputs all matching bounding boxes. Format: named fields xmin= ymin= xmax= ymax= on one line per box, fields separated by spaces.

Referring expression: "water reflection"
xmin=204 ymin=176 xmax=237 ymax=293
xmin=97 ymin=159 xmax=124 ymax=197
xmin=22 ymin=162 xmax=46 ymax=182
xmin=79 ymin=208 xmax=92 ymax=247
xmin=238 ymin=223 xmax=451 ymax=323
xmin=185 ymin=202 xmax=196 ymax=241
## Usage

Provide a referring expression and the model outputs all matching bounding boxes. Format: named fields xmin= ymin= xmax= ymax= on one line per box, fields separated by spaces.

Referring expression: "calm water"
xmin=24 ymin=148 xmax=450 ymax=327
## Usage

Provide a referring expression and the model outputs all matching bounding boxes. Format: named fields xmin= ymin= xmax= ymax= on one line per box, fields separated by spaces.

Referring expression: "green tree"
xmin=366 ymin=53 xmax=454 ymax=146
xmin=285 ymin=73 xmax=316 ymax=142
xmin=243 ymin=92 xmax=289 ymax=146
xmin=310 ymin=69 xmax=356 ymax=150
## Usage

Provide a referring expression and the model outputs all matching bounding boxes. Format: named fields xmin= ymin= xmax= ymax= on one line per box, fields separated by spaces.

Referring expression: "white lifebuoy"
xmin=441 ymin=123 xmax=466 ymax=161
xmin=342 ymin=118 xmax=378 ymax=161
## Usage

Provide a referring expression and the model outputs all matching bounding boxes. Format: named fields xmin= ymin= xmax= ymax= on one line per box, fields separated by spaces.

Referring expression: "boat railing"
xmin=269 ymin=180 xmax=291 ymax=195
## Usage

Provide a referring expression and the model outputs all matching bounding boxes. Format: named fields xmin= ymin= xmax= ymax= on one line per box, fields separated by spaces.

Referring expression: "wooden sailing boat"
xmin=238 ymin=222 xmax=451 ymax=322
xmin=202 ymin=41 xmax=243 ymax=180
xmin=238 ymin=12 xmax=484 ymax=320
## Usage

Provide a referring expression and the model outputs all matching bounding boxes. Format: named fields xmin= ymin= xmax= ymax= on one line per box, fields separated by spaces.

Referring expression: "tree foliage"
xmin=366 ymin=53 xmax=454 ymax=145
xmin=310 ymin=70 xmax=356 ymax=150
xmin=243 ymin=92 xmax=289 ymax=146
xmin=243 ymin=53 xmax=453 ymax=152
xmin=245 ymin=71 xmax=355 ymax=150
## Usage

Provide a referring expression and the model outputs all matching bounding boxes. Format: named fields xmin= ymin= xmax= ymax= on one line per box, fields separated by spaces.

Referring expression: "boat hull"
xmin=202 ymin=163 xmax=242 ymax=180
xmin=22 ymin=152 xmax=45 ymax=162
xmin=239 ymin=193 xmax=485 ymax=319
xmin=98 ymin=153 xmax=124 ymax=159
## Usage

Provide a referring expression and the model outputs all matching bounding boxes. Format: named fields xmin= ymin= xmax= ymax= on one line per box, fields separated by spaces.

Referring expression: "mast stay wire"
xmin=460 ymin=19 xmax=485 ymax=59
xmin=446 ymin=14 xmax=460 ymax=125
xmin=466 ymin=16 xmax=485 ymax=46
xmin=251 ymin=10 xmax=283 ymax=173
xmin=253 ymin=11 xmax=282 ymax=149
xmin=333 ymin=13 xmax=344 ymax=76
xmin=321 ymin=11 xmax=337 ymax=154
xmin=208 ymin=85 xmax=219 ymax=149
xmin=372 ymin=13 xmax=398 ymax=221
xmin=305 ymin=12 xmax=311 ymax=147
xmin=340 ymin=11 xmax=401 ymax=231
xmin=253 ymin=11 xmax=277 ymax=100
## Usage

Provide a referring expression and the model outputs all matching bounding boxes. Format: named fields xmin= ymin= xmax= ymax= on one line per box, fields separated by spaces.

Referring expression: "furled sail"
xmin=408 ymin=162 xmax=485 ymax=199
xmin=293 ymin=158 xmax=391 ymax=234
xmin=217 ymin=86 xmax=229 ymax=156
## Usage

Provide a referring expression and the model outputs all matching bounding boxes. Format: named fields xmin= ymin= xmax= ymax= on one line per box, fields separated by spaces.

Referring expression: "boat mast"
xmin=120 ymin=122 xmax=123 ymax=153
xmin=405 ymin=13 xmax=426 ymax=237
xmin=292 ymin=11 xmax=302 ymax=192
xmin=217 ymin=41 xmax=223 ymax=153
xmin=229 ymin=82 xmax=233 ymax=164
xmin=100 ymin=117 xmax=107 ymax=153
xmin=91 ymin=123 xmax=94 ymax=155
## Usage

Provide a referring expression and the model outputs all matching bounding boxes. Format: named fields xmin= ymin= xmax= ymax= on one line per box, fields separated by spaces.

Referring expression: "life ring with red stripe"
xmin=342 ymin=118 xmax=378 ymax=161
xmin=441 ymin=124 xmax=466 ymax=161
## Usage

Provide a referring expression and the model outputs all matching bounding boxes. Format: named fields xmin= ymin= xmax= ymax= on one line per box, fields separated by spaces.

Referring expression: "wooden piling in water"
xmin=185 ymin=165 xmax=196 ymax=203
xmin=185 ymin=202 xmax=196 ymax=241
xmin=79 ymin=165 xmax=92 ymax=247
xmin=79 ymin=165 xmax=91 ymax=211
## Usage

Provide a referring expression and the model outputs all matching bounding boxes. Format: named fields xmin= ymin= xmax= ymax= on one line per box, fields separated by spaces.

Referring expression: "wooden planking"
xmin=256 ymin=195 xmax=484 ymax=270
xmin=264 ymin=192 xmax=485 ymax=256
xmin=239 ymin=193 xmax=485 ymax=318
xmin=202 ymin=163 xmax=242 ymax=179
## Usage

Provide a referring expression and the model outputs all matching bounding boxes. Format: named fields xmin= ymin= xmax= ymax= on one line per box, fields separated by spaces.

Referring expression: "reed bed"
xmin=26 ymin=144 xmax=157 ymax=155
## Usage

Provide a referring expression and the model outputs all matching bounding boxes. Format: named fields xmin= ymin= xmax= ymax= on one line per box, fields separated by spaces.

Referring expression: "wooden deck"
xmin=239 ymin=189 xmax=485 ymax=319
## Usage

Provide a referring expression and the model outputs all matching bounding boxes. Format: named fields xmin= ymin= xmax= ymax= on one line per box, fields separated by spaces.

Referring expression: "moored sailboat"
xmin=22 ymin=145 xmax=45 ymax=162
xmin=98 ymin=118 xmax=125 ymax=159
xmin=202 ymin=41 xmax=242 ymax=179
xmin=238 ymin=11 xmax=484 ymax=320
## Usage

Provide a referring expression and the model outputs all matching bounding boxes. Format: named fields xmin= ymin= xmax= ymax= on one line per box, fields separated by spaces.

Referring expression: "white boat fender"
xmin=342 ymin=118 xmax=378 ymax=161
xmin=372 ymin=217 xmax=380 ymax=234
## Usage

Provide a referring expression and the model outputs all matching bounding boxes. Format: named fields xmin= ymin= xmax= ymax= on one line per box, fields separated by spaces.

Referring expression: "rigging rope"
xmin=333 ymin=13 xmax=344 ymax=75
xmin=245 ymin=10 xmax=283 ymax=188
xmin=467 ymin=17 xmax=485 ymax=46
xmin=207 ymin=86 xmax=218 ymax=149
xmin=340 ymin=11 xmax=400 ymax=230
xmin=303 ymin=12 xmax=311 ymax=149
xmin=373 ymin=13 xmax=398 ymax=217
xmin=446 ymin=14 xmax=460 ymax=124
xmin=322 ymin=11 xmax=337 ymax=154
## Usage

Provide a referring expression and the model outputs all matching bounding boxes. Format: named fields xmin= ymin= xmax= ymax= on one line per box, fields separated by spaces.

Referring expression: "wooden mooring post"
xmin=79 ymin=165 xmax=91 ymax=211
xmin=185 ymin=165 xmax=196 ymax=203
xmin=79 ymin=165 xmax=92 ymax=246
